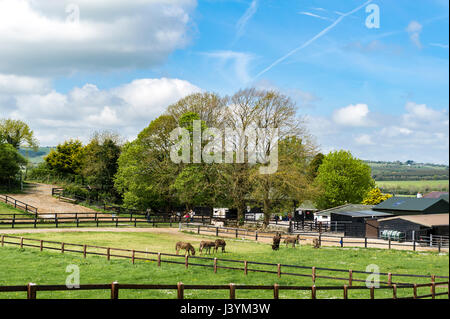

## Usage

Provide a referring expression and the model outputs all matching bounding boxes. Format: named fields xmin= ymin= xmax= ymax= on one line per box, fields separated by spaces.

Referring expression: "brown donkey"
xmin=214 ymin=239 xmax=226 ymax=253
xmin=284 ymin=234 xmax=300 ymax=248
xmin=272 ymin=232 xmax=281 ymax=250
xmin=175 ymin=241 xmax=196 ymax=256
xmin=199 ymin=241 xmax=216 ymax=255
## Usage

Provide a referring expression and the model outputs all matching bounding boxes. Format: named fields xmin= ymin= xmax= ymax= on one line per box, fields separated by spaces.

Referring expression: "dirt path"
xmin=6 ymin=183 xmax=100 ymax=217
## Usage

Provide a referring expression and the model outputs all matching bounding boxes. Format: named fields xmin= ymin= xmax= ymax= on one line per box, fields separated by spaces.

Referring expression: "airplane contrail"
xmin=253 ymin=0 xmax=373 ymax=81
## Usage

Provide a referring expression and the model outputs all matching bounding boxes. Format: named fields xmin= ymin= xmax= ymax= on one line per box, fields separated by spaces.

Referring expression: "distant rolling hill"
xmin=19 ymin=147 xmax=54 ymax=165
xmin=364 ymin=160 xmax=449 ymax=181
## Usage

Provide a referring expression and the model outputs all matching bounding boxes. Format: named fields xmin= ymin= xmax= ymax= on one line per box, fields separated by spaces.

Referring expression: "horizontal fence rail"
xmin=1 ymin=235 xmax=447 ymax=288
xmin=0 ymin=194 xmax=38 ymax=215
xmin=0 ymin=281 xmax=448 ymax=299
xmin=181 ymin=223 xmax=450 ymax=252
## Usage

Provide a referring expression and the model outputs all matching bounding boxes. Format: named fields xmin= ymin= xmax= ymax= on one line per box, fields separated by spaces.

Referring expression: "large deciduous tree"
xmin=0 ymin=119 xmax=38 ymax=150
xmin=45 ymin=140 xmax=84 ymax=176
xmin=81 ymin=131 xmax=122 ymax=196
xmin=0 ymin=143 xmax=26 ymax=186
xmin=314 ymin=150 xmax=375 ymax=209
xmin=114 ymin=115 xmax=181 ymax=210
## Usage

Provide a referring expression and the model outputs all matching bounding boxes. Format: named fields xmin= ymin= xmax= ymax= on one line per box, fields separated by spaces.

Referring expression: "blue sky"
xmin=0 ymin=0 xmax=449 ymax=163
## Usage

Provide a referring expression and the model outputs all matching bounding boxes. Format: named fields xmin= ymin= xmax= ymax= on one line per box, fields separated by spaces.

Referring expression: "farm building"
xmin=295 ymin=200 xmax=318 ymax=221
xmin=372 ymin=197 xmax=449 ymax=215
xmin=378 ymin=213 xmax=449 ymax=240
xmin=313 ymin=204 xmax=375 ymax=223
xmin=329 ymin=210 xmax=393 ymax=238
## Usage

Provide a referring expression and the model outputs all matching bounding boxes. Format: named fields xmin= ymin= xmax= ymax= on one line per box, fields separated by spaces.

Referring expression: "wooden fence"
xmin=0 ymin=281 xmax=448 ymax=300
xmin=0 ymin=212 xmax=175 ymax=229
xmin=1 ymin=235 xmax=447 ymax=288
xmin=181 ymin=223 xmax=450 ymax=252
xmin=0 ymin=194 xmax=38 ymax=215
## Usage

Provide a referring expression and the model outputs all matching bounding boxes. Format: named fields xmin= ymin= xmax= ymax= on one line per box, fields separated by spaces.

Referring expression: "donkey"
xmin=313 ymin=238 xmax=321 ymax=249
xmin=272 ymin=232 xmax=281 ymax=251
xmin=214 ymin=239 xmax=226 ymax=253
xmin=199 ymin=241 xmax=216 ymax=255
xmin=284 ymin=234 xmax=300 ymax=248
xmin=175 ymin=241 xmax=196 ymax=256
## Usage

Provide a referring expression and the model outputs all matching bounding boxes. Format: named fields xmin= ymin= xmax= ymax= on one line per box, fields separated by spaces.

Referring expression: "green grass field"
xmin=376 ymin=180 xmax=449 ymax=194
xmin=0 ymin=230 xmax=448 ymax=299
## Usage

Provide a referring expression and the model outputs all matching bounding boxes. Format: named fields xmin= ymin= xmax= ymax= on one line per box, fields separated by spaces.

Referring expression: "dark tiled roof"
xmin=331 ymin=210 xmax=393 ymax=218
xmin=316 ymin=204 xmax=374 ymax=216
xmin=373 ymin=197 xmax=447 ymax=211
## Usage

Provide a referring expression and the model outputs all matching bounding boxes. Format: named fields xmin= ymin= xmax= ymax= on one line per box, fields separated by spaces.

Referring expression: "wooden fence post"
xmin=388 ymin=238 xmax=391 ymax=250
xmin=388 ymin=273 xmax=392 ymax=286
xmin=20 ymin=237 xmax=23 ymax=249
xmin=392 ymin=284 xmax=397 ymax=299
xmin=431 ymin=275 xmax=436 ymax=295
xmin=413 ymin=284 xmax=417 ymax=299
xmin=312 ymin=266 xmax=316 ymax=284
xmin=216 ymin=227 xmax=219 ymax=237
xmin=40 ymin=240 xmax=43 ymax=251
xmin=157 ymin=253 xmax=161 ymax=267
xmin=61 ymin=242 xmax=65 ymax=254
xmin=311 ymin=285 xmax=316 ymax=299
xmin=343 ymin=285 xmax=348 ymax=299
xmin=177 ymin=282 xmax=184 ymax=299
xmin=27 ymin=283 xmax=37 ymax=299
xmin=107 ymin=248 xmax=110 ymax=261
xmin=277 ymin=264 xmax=281 ymax=278
xmin=83 ymin=245 xmax=87 ymax=258
xmin=430 ymin=282 xmax=442 ymax=300
xmin=132 ymin=250 xmax=135 ymax=264
xmin=214 ymin=258 xmax=217 ymax=273
xmin=370 ymin=286 xmax=375 ymax=299
xmin=235 ymin=229 xmax=238 ymax=238
xmin=229 ymin=283 xmax=236 ymax=299
xmin=348 ymin=269 xmax=353 ymax=287
xmin=111 ymin=281 xmax=119 ymax=300
xmin=185 ymin=255 xmax=189 ymax=269
xmin=244 ymin=261 xmax=248 ymax=275
xmin=273 ymin=284 xmax=279 ymax=299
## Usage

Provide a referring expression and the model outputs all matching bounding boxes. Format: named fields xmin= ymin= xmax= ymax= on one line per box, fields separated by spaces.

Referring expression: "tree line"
xmin=2 ymin=88 xmax=382 ymax=223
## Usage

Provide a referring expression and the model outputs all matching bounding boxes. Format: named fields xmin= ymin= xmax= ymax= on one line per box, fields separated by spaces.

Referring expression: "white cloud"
xmin=0 ymin=73 xmax=51 ymax=94
xmin=307 ymin=101 xmax=449 ymax=164
xmin=202 ymin=51 xmax=254 ymax=84
xmin=354 ymin=134 xmax=374 ymax=145
xmin=380 ymin=126 xmax=413 ymax=138
xmin=2 ymin=77 xmax=201 ymax=145
xmin=332 ymin=103 xmax=373 ymax=127
xmin=406 ymin=21 xmax=423 ymax=49
xmin=0 ymin=0 xmax=196 ymax=76
xmin=402 ymin=101 xmax=445 ymax=127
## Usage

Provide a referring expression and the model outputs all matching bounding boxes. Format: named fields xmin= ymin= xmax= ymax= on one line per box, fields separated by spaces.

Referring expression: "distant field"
xmin=376 ymin=180 xmax=449 ymax=195
xmin=366 ymin=161 xmax=449 ymax=181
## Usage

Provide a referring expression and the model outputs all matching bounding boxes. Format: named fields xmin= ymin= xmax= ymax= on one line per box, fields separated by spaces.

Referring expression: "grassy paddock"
xmin=0 ymin=230 xmax=448 ymax=299
xmin=376 ymin=180 xmax=449 ymax=194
